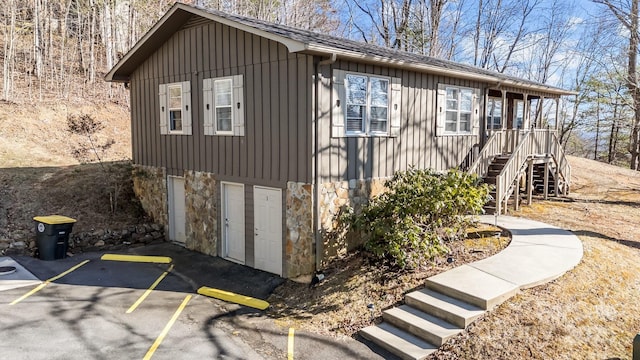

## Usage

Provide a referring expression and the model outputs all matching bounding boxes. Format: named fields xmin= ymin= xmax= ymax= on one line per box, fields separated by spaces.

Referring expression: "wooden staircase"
xmin=469 ymin=129 xmax=571 ymax=215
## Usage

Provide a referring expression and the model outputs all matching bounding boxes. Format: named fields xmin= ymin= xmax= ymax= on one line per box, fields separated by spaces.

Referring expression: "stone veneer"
xmin=132 ymin=165 xmax=168 ymax=231
xmin=285 ymin=182 xmax=314 ymax=278
xmin=318 ymin=178 xmax=388 ymax=262
xmin=184 ymin=171 xmax=217 ymax=256
xmin=131 ymin=165 xmax=387 ymax=278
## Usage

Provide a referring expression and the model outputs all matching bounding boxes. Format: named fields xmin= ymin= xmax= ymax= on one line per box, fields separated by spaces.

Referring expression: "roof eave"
xmin=305 ymin=44 xmax=575 ymax=96
xmin=106 ymin=3 xmax=307 ymax=82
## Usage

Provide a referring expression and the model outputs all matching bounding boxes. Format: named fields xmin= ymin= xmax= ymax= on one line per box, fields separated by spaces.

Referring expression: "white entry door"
xmin=254 ymin=187 xmax=282 ymax=276
xmin=168 ymin=176 xmax=186 ymax=244
xmin=222 ymin=183 xmax=245 ymax=264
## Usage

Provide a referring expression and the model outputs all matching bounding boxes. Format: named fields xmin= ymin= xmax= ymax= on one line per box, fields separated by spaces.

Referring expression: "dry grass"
xmin=267 ymin=226 xmax=509 ymax=339
xmin=432 ymin=156 xmax=640 ymax=360
xmin=269 ymin=155 xmax=640 ymax=359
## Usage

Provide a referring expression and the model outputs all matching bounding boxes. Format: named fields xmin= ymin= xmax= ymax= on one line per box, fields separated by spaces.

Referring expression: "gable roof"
xmin=106 ymin=2 xmax=574 ymax=96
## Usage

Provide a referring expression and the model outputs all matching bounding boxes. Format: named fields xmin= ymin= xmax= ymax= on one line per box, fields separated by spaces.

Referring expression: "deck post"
xmin=554 ymin=164 xmax=560 ymax=196
xmin=496 ymin=177 xmax=502 ymax=215
xmin=543 ymin=160 xmax=550 ymax=200
xmin=527 ymin=160 xmax=534 ymax=205
xmin=513 ymin=173 xmax=520 ymax=211
xmin=555 ymin=98 xmax=560 ymax=130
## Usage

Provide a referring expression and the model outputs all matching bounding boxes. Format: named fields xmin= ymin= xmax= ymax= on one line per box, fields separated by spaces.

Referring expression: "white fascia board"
xmin=305 ymin=44 xmax=575 ymax=96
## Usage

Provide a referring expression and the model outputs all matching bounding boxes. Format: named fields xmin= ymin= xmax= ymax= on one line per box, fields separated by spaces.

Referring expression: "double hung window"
xmin=159 ymin=81 xmax=191 ymax=135
xmin=444 ymin=86 xmax=473 ymax=134
xmin=345 ymin=74 xmax=390 ymax=135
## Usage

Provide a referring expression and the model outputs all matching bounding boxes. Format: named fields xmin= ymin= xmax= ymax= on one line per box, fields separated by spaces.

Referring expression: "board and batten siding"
xmin=129 ymin=15 xmax=313 ymax=186
xmin=316 ymin=61 xmax=483 ymax=184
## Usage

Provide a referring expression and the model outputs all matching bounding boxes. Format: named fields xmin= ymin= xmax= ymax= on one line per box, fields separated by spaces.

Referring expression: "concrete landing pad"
xmin=0 ymin=257 xmax=41 ymax=292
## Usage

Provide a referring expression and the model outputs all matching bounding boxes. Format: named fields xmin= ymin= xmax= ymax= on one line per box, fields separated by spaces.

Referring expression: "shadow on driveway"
xmin=11 ymin=242 xmax=284 ymax=300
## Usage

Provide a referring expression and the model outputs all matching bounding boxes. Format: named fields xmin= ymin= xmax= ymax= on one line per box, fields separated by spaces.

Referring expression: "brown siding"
xmin=130 ymin=16 xmax=313 ymax=186
xmin=316 ymin=61 xmax=484 ymax=183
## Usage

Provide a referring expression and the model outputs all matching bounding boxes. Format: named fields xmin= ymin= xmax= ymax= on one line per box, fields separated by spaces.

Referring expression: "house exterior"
xmin=106 ymin=3 xmax=574 ymax=278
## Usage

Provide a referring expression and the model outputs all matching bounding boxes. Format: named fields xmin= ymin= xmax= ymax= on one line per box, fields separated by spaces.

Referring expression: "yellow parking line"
xmin=288 ymin=327 xmax=295 ymax=360
xmin=127 ymin=264 xmax=174 ymax=314
xmin=10 ymin=260 xmax=90 ymax=305
xmin=143 ymin=294 xmax=192 ymax=360
xmin=101 ymin=254 xmax=172 ymax=264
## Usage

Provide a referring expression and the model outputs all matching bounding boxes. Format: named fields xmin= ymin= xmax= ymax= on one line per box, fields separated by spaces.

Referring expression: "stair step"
xmin=360 ymin=323 xmax=437 ymax=360
xmin=383 ymin=305 xmax=463 ymax=346
xmin=426 ymin=265 xmax=519 ymax=310
xmin=405 ymin=288 xmax=485 ymax=328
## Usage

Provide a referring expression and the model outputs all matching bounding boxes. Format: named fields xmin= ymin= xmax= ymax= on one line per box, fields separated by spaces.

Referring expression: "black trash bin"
xmin=33 ymin=215 xmax=76 ymax=260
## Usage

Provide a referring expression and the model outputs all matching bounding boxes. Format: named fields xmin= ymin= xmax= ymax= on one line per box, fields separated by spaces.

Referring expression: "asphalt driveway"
xmin=0 ymin=244 xmax=390 ymax=360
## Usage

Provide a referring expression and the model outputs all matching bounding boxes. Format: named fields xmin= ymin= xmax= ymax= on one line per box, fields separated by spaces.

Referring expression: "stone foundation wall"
xmin=132 ymin=165 xmax=168 ymax=231
xmin=184 ymin=171 xmax=217 ymax=256
xmin=319 ymin=178 xmax=388 ymax=262
xmin=285 ymin=182 xmax=314 ymax=278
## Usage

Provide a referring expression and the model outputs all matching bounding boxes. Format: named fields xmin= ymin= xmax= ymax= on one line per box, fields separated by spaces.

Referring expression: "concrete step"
xmin=383 ymin=305 xmax=463 ymax=346
xmin=426 ymin=265 xmax=519 ymax=310
xmin=405 ymin=288 xmax=485 ymax=328
xmin=360 ymin=322 xmax=437 ymax=360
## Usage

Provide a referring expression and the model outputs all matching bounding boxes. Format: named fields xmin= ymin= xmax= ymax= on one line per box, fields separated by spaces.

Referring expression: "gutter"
xmin=312 ymin=53 xmax=337 ymax=270
xmin=304 ymin=45 xmax=576 ymax=96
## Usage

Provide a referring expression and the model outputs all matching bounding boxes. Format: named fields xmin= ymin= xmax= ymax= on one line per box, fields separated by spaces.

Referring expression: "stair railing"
xmin=495 ymin=131 xmax=536 ymax=214
xmin=468 ymin=131 xmax=503 ymax=178
xmin=469 ymin=129 xmax=526 ymax=178
xmin=549 ymin=131 xmax=572 ymax=194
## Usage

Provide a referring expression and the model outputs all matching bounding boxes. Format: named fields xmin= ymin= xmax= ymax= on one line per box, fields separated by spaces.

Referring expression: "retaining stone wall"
xmin=132 ymin=165 xmax=168 ymax=232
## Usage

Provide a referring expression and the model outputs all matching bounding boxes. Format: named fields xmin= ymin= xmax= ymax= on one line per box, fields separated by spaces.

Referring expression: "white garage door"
xmin=253 ymin=187 xmax=282 ymax=276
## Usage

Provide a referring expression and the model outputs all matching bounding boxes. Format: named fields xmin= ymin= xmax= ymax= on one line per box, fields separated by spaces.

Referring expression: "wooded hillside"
xmin=2 ymin=0 xmax=640 ymax=169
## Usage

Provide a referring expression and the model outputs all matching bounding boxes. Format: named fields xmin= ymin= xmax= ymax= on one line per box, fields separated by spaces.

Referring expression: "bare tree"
xmin=593 ymin=0 xmax=640 ymax=170
xmin=2 ymin=0 xmax=16 ymax=100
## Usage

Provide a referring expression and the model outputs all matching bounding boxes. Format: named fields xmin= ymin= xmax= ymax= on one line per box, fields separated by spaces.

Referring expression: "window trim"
xmin=344 ymin=72 xmax=391 ymax=137
xmin=159 ymin=81 xmax=191 ymax=136
xmin=214 ymin=77 xmax=234 ymax=135
xmin=203 ymin=75 xmax=245 ymax=137
xmin=444 ymin=85 xmax=474 ymax=135
xmin=167 ymin=83 xmax=184 ymax=134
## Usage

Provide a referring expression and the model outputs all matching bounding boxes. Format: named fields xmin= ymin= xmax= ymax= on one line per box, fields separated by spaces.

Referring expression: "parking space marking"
xmin=127 ymin=264 xmax=174 ymax=314
xmin=101 ymin=254 xmax=172 ymax=263
xmin=10 ymin=260 xmax=91 ymax=305
xmin=143 ymin=294 xmax=192 ymax=360
xmin=288 ymin=327 xmax=295 ymax=360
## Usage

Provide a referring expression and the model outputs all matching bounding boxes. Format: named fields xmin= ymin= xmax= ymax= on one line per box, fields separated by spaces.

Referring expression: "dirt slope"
xmin=0 ymin=101 xmax=143 ymax=251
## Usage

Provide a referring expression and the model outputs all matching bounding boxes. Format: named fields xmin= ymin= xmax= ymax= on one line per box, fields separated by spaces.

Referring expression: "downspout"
xmin=313 ymin=53 xmax=337 ymax=270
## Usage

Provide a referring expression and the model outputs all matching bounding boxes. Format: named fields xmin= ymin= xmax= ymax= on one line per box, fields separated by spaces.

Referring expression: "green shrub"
xmin=350 ymin=168 xmax=490 ymax=269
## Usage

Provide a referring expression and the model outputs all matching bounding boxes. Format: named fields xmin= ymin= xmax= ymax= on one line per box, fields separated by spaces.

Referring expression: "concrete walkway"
xmin=361 ymin=215 xmax=584 ymax=360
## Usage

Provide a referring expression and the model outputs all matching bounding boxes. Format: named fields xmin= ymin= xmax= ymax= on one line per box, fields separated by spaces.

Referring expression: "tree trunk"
xmin=473 ymin=0 xmax=483 ymax=66
xmin=630 ymin=0 xmax=640 ymax=170
xmin=89 ymin=0 xmax=97 ymax=84
xmin=608 ymin=101 xmax=618 ymax=163
xmin=3 ymin=0 xmax=16 ymax=101
xmin=594 ymin=94 xmax=601 ymax=160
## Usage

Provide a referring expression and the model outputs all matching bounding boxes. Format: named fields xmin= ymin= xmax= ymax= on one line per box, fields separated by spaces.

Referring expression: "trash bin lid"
xmin=33 ymin=215 xmax=77 ymax=224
